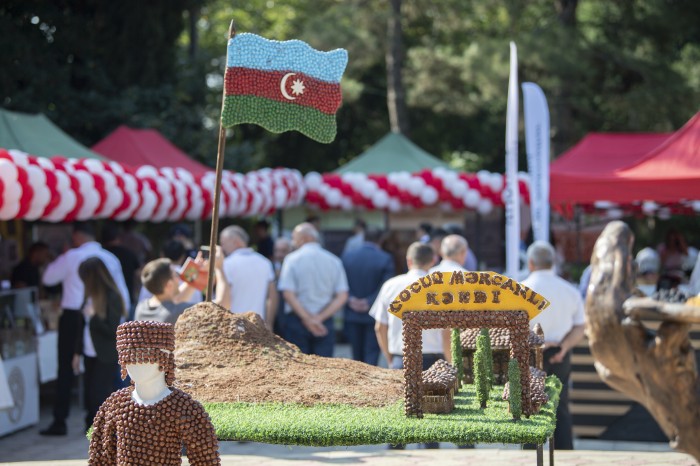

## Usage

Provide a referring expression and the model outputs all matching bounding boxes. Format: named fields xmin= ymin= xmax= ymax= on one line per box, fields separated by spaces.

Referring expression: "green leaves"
xmin=508 ymin=357 xmax=522 ymax=421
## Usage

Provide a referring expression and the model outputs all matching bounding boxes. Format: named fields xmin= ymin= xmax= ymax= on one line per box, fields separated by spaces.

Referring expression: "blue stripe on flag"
xmin=227 ymin=33 xmax=348 ymax=84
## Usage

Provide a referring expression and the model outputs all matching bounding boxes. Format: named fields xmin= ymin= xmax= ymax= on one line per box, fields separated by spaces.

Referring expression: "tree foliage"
xmin=507 ymin=357 xmax=522 ymax=421
xmin=479 ymin=328 xmax=493 ymax=390
xmin=474 ymin=332 xmax=490 ymax=408
xmin=450 ymin=328 xmax=463 ymax=386
xmin=1 ymin=0 xmax=698 ymax=175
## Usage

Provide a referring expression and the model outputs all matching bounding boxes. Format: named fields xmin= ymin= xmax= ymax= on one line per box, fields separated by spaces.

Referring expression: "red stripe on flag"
xmin=225 ymin=67 xmax=342 ymax=115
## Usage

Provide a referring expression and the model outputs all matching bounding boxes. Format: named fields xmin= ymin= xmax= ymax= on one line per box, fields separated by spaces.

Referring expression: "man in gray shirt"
xmin=278 ymin=223 xmax=348 ymax=357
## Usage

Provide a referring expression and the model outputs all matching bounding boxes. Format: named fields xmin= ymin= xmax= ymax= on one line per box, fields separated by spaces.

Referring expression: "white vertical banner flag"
xmin=522 ymin=82 xmax=550 ymax=243
xmin=504 ymin=42 xmax=520 ymax=278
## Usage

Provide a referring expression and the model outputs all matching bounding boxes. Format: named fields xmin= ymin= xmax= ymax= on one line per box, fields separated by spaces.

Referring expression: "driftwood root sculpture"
xmin=587 ymin=221 xmax=700 ymax=462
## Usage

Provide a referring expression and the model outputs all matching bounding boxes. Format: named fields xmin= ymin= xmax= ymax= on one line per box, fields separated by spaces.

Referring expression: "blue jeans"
xmin=344 ymin=321 xmax=380 ymax=365
xmin=284 ymin=313 xmax=335 ymax=357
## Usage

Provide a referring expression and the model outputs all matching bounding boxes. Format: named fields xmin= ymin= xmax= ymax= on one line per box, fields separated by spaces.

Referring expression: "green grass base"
xmin=205 ymin=376 xmax=561 ymax=446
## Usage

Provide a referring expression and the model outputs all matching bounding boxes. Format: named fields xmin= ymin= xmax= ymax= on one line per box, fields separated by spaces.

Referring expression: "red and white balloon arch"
xmin=0 ymin=149 xmax=531 ymax=222
xmin=0 ymin=149 xmax=305 ymax=222
xmin=303 ymin=167 xmax=531 ymax=214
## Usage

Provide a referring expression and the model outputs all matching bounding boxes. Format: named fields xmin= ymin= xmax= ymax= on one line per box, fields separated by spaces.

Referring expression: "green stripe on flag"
xmin=222 ymin=95 xmax=338 ymax=144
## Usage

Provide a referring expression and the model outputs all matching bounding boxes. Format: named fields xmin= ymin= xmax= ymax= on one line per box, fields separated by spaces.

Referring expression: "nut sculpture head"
xmin=117 ymin=321 xmax=176 ymax=386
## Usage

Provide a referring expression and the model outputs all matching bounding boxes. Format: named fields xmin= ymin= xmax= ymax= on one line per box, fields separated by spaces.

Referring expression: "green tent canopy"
xmin=334 ymin=132 xmax=449 ymax=174
xmin=0 ymin=108 xmax=103 ymax=159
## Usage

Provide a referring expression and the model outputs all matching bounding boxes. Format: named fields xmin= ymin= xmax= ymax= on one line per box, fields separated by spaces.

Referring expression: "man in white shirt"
xmin=522 ymin=241 xmax=585 ymax=450
xmin=370 ymin=241 xmax=450 ymax=450
xmin=40 ymin=222 xmax=130 ymax=436
xmin=278 ymin=222 xmax=348 ymax=357
xmin=216 ymin=225 xmax=277 ymax=330
xmin=370 ymin=242 xmax=451 ymax=370
xmin=429 ymin=234 xmax=469 ymax=273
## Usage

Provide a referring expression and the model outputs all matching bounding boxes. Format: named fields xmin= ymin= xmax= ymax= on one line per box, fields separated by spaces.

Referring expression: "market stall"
xmin=550 ymin=111 xmax=700 ymax=216
xmin=92 ymin=125 xmax=213 ymax=177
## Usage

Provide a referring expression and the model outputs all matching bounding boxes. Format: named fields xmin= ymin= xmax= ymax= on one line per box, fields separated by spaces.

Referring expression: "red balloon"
xmin=15 ymin=166 xmax=32 ymax=218
xmin=41 ymin=169 xmax=60 ymax=218
xmin=63 ymin=173 xmax=84 ymax=222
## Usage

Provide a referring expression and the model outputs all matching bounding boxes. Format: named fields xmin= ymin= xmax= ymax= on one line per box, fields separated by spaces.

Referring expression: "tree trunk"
xmin=386 ymin=0 xmax=410 ymax=136
xmin=586 ymin=221 xmax=700 ymax=463
xmin=188 ymin=5 xmax=200 ymax=63
xmin=551 ymin=0 xmax=578 ymax=156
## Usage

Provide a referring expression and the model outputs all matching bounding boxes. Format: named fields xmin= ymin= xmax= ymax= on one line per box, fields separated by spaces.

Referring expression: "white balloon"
xmin=151 ymin=177 xmax=174 ymax=222
xmin=477 ymin=198 xmax=493 ymax=215
xmin=463 ymin=189 xmax=480 ymax=208
xmin=476 ymin=170 xmax=491 ymax=186
xmin=74 ymin=171 xmax=100 ymax=220
xmin=326 ymin=189 xmax=342 ymax=207
xmin=407 ymin=177 xmax=424 ymax=196
xmin=448 ymin=180 xmax=467 ymax=197
xmin=0 ymin=160 xmax=21 ymax=220
xmin=25 ymin=165 xmax=50 ymax=220
xmin=96 ymin=171 xmax=123 ymax=218
xmin=372 ymin=190 xmax=389 ymax=208
xmin=420 ymin=186 xmax=438 ymax=205
xmin=274 ymin=186 xmax=288 ymax=207
xmin=642 ymin=201 xmax=658 ymax=214
xmin=304 ymin=172 xmax=323 ymax=190
xmin=135 ymin=165 xmax=158 ymax=178
xmin=45 ymin=171 xmax=77 ymax=222
xmin=7 ymin=150 xmax=30 ymax=166
xmin=133 ymin=182 xmax=157 ymax=222
xmin=594 ymin=200 xmax=616 ymax=209
xmin=488 ymin=173 xmax=504 ymax=192
xmin=388 ymin=198 xmax=402 ymax=212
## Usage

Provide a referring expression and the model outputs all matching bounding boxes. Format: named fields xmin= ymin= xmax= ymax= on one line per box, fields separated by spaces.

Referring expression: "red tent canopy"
xmin=594 ymin=112 xmax=700 ymax=204
xmin=550 ymin=132 xmax=671 ymax=209
xmin=92 ymin=126 xmax=212 ymax=177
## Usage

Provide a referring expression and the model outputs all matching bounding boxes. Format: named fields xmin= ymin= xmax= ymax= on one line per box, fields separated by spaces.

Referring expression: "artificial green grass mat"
xmin=205 ymin=375 xmax=561 ymax=446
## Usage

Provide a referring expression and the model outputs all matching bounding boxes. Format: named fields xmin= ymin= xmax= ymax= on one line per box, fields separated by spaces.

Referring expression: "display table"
xmin=205 ymin=376 xmax=560 ymax=450
xmin=0 ymin=355 xmax=12 ymax=409
xmin=0 ymin=288 xmax=41 ymax=436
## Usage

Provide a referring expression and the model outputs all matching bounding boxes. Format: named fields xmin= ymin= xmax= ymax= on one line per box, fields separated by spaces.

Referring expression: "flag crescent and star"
xmin=280 ymin=72 xmax=304 ymax=100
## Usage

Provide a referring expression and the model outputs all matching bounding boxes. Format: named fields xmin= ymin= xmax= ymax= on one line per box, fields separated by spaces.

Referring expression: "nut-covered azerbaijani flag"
xmin=222 ymin=33 xmax=348 ymax=144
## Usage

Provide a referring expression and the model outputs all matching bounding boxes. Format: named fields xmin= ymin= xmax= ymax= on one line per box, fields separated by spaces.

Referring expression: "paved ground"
xmin=1 ymin=398 xmax=695 ymax=466
xmin=1 ymin=344 xmax=696 ymax=465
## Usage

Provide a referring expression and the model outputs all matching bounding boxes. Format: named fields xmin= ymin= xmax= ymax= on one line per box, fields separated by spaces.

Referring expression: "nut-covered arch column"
xmin=402 ymin=313 xmax=424 ymax=418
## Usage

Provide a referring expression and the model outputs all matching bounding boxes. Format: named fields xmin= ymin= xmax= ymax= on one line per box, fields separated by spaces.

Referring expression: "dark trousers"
xmin=391 ymin=353 xmax=444 ymax=371
xmin=53 ymin=309 xmax=83 ymax=424
xmin=544 ymin=347 xmax=573 ymax=450
xmin=284 ymin=313 xmax=335 ymax=357
xmin=272 ymin=294 xmax=286 ymax=338
xmin=83 ymin=356 xmax=118 ymax=428
xmin=345 ymin=321 xmax=380 ymax=365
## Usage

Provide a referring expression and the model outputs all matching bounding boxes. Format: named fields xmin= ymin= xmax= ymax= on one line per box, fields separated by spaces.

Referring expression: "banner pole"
xmin=206 ymin=20 xmax=236 ymax=302
xmin=504 ymin=41 xmax=520 ymax=278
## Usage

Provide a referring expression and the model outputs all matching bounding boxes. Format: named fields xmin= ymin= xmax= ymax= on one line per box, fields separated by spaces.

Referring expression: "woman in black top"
xmin=77 ymin=257 xmax=125 ymax=431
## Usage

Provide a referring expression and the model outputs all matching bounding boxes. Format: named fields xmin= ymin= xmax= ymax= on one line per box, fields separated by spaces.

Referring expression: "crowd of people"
xmin=10 ymin=217 xmax=697 ymax=449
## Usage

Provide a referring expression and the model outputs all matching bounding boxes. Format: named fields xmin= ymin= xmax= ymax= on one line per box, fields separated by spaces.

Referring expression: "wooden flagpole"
xmin=206 ymin=20 xmax=236 ymax=302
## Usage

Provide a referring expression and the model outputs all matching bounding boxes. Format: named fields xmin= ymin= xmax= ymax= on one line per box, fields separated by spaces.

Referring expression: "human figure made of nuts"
xmin=88 ymin=321 xmax=220 ymax=465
